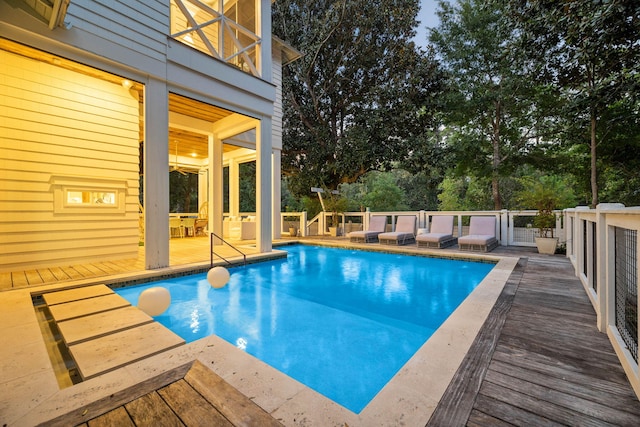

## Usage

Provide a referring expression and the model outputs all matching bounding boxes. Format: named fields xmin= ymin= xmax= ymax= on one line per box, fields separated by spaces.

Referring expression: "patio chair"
xmin=348 ymin=215 xmax=388 ymax=243
xmin=458 ymin=216 xmax=499 ymax=252
xmin=194 ymin=218 xmax=208 ymax=236
xmin=416 ymin=215 xmax=457 ymax=249
xmin=378 ymin=215 xmax=416 ymax=245
xmin=169 ymin=217 xmax=184 ymax=238
xmin=182 ymin=217 xmax=196 ymax=237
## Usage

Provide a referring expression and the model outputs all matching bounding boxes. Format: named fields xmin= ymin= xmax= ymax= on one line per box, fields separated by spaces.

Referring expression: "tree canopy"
xmin=275 ymin=0 xmax=640 ymax=211
xmin=273 ymin=0 xmax=445 ymax=197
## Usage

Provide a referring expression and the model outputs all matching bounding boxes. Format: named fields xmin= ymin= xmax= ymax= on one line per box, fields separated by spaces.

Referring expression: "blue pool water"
xmin=116 ymin=245 xmax=494 ymax=413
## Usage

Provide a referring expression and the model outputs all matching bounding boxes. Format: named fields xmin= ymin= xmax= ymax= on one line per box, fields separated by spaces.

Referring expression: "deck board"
xmin=124 ymin=391 xmax=184 ymax=427
xmin=426 ymin=255 xmax=640 ymax=426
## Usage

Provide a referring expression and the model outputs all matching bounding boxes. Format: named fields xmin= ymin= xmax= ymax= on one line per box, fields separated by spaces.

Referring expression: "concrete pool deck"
xmin=0 ymin=241 xmax=519 ymax=426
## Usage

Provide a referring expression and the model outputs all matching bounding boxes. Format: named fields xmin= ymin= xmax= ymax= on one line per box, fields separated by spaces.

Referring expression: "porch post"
xmin=229 ymin=159 xmax=240 ymax=218
xmin=256 ymin=116 xmax=272 ymax=252
xmin=272 ymin=150 xmax=282 ymax=239
xmin=144 ymin=78 xmax=169 ymax=269
xmin=210 ymin=134 xmax=224 ymax=243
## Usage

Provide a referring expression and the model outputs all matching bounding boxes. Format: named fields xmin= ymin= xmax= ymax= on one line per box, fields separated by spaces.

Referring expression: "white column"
xmin=144 ymin=78 xmax=169 ymax=269
xmin=272 ymin=150 xmax=281 ymax=239
xmin=210 ymin=134 xmax=224 ymax=243
xmin=229 ymin=159 xmax=240 ymax=217
xmin=256 ymin=117 xmax=272 ymax=252
xmin=198 ymin=168 xmax=208 ymax=217
xmin=259 ymin=0 xmax=272 ymax=82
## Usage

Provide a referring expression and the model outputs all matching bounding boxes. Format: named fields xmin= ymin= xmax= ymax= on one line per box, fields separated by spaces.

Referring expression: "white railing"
xmin=170 ymin=0 xmax=262 ymax=77
xmin=564 ymin=204 xmax=640 ymax=399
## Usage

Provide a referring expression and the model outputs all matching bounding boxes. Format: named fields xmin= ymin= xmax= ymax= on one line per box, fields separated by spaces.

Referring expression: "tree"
xmin=273 ymin=0 xmax=444 ymax=197
xmin=430 ymin=0 xmax=549 ymax=210
xmin=507 ymin=0 xmax=640 ymax=207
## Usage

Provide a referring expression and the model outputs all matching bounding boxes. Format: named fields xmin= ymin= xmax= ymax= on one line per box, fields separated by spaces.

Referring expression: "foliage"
xmin=169 ymin=171 xmax=198 ymax=212
xmin=437 ymin=175 xmax=493 ymax=211
xmin=516 ymin=174 xmax=577 ymax=238
xmin=273 ymin=0 xmax=445 ymax=197
xmin=506 ymin=0 xmax=640 ymax=207
xmin=429 ymin=0 xmax=543 ymax=210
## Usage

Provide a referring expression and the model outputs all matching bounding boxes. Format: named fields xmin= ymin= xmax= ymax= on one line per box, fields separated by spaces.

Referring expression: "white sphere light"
xmin=137 ymin=287 xmax=171 ymax=316
xmin=207 ymin=266 xmax=230 ymax=289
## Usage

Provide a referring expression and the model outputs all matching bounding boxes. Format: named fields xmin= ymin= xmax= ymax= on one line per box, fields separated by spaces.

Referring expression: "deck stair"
xmin=42 ymin=284 xmax=184 ymax=380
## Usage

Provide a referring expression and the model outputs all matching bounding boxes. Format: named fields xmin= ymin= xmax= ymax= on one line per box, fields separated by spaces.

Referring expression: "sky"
xmin=414 ymin=0 xmax=444 ymax=48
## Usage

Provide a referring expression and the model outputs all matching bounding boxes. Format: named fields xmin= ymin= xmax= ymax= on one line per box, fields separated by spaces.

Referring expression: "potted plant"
xmin=517 ymin=175 xmax=575 ymax=254
xmin=324 ymin=190 xmax=348 ymax=236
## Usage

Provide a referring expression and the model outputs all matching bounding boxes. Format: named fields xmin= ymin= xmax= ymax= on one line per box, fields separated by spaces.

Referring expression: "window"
xmin=52 ymin=176 xmax=127 ymax=214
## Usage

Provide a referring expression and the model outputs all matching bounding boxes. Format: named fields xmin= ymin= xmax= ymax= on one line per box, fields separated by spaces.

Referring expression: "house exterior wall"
xmin=0 ymin=49 xmax=140 ymax=272
xmin=0 ymin=0 xmax=279 ymax=271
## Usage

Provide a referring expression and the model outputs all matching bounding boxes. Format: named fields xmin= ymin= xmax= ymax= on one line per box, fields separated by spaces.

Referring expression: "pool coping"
xmin=2 ymin=249 xmax=518 ymax=426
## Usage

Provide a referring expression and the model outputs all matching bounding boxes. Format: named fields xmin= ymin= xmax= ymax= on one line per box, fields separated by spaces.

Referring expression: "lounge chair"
xmin=378 ymin=215 xmax=416 ymax=245
xmin=458 ymin=216 xmax=499 ymax=252
xmin=348 ymin=215 xmax=388 ymax=243
xmin=416 ymin=215 xmax=457 ymax=249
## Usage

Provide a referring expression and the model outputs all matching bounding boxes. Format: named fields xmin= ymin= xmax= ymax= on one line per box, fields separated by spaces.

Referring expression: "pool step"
xmin=42 ymin=284 xmax=185 ymax=381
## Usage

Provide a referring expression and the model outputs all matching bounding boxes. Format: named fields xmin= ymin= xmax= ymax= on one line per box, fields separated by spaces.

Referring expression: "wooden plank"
xmin=69 ymin=322 xmax=184 ymax=380
xmin=0 ymin=271 xmax=12 ymax=290
xmin=483 ymin=368 xmax=640 ymax=425
xmin=125 ymin=391 xmax=184 ymax=427
xmin=87 ymin=406 xmax=134 ymax=427
xmin=157 ymin=379 xmax=232 ymax=427
xmin=44 ymin=363 xmax=192 ymax=427
xmin=11 ymin=270 xmax=28 ymax=287
xmin=48 ymin=293 xmax=130 ymax=322
xmin=488 ymin=360 xmax=640 ymax=417
xmin=472 ymin=393 xmax=566 ymax=427
xmin=49 ymin=266 xmax=72 ymax=281
xmin=467 ymin=409 xmax=515 ymax=427
xmin=57 ymin=306 xmax=154 ymax=345
xmin=24 ymin=269 xmax=44 ymax=285
xmin=184 ymin=361 xmax=282 ymax=426
xmin=37 ymin=268 xmax=58 ymax=284
xmin=477 ymin=381 xmax=617 ymax=427
xmin=425 ymin=258 xmax=526 ymax=426
xmin=43 ymin=284 xmax=113 ymax=306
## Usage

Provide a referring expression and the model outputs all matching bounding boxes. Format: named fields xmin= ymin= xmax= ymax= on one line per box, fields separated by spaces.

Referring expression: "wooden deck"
xmin=46 ymin=360 xmax=283 ymax=427
xmin=0 ymin=237 xmax=265 ymax=291
xmin=427 ymin=254 xmax=640 ymax=426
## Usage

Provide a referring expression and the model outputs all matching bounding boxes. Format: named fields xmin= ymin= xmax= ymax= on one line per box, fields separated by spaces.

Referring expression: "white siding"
xmin=0 ymin=50 xmax=140 ymax=272
xmin=271 ymin=49 xmax=283 ymax=150
xmin=65 ymin=0 xmax=169 ymax=71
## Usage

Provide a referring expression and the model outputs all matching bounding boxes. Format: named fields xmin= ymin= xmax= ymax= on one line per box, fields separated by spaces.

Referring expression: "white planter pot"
xmin=535 ymin=237 xmax=558 ymax=255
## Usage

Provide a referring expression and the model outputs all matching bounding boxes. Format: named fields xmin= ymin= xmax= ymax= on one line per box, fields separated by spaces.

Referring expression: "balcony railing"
xmin=170 ymin=0 xmax=261 ymax=77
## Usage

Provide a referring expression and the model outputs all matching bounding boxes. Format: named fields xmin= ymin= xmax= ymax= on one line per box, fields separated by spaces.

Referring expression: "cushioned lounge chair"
xmin=348 ymin=215 xmax=388 ymax=243
xmin=416 ymin=215 xmax=457 ymax=249
xmin=378 ymin=215 xmax=416 ymax=245
xmin=458 ymin=216 xmax=499 ymax=252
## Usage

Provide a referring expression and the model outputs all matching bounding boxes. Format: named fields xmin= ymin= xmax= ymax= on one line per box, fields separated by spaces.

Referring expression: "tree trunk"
xmin=492 ymin=101 xmax=502 ymax=210
xmin=590 ymin=107 xmax=598 ymax=208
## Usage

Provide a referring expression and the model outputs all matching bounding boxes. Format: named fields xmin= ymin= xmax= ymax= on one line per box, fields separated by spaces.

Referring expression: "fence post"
xmin=363 ymin=207 xmax=370 ymax=231
xmin=301 ymin=211 xmax=307 ymax=237
xmin=500 ymin=209 xmax=509 ymax=246
xmin=596 ymin=203 xmax=625 ymax=332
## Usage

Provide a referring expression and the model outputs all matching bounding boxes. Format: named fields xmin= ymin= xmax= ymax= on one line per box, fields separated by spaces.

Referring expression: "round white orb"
xmin=207 ymin=266 xmax=230 ymax=289
xmin=137 ymin=287 xmax=171 ymax=316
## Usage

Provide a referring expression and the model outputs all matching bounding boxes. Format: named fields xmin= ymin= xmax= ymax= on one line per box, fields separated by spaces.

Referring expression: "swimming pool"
xmin=116 ymin=245 xmax=494 ymax=413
